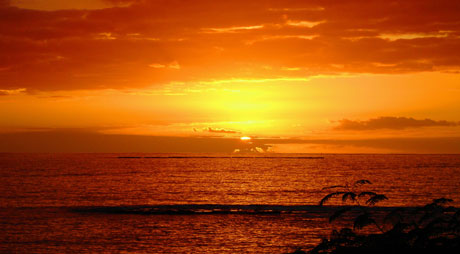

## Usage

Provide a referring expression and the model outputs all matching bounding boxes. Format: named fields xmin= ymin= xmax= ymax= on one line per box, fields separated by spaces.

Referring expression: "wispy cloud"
xmin=333 ymin=116 xmax=460 ymax=131
xmin=286 ymin=20 xmax=324 ymax=28
xmin=205 ymin=127 xmax=241 ymax=134
xmin=378 ymin=32 xmax=452 ymax=41
xmin=0 ymin=88 xmax=26 ymax=96
xmin=203 ymin=25 xmax=264 ymax=33
xmin=1 ymin=0 xmax=460 ymax=91
xmin=149 ymin=61 xmax=181 ymax=69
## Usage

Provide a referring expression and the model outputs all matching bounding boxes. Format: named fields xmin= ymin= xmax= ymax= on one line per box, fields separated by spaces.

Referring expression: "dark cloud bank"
xmin=335 ymin=116 xmax=460 ymax=130
xmin=1 ymin=130 xmax=459 ymax=153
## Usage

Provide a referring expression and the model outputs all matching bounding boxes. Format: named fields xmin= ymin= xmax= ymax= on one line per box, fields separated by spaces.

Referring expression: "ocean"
xmin=1 ymin=153 xmax=460 ymax=253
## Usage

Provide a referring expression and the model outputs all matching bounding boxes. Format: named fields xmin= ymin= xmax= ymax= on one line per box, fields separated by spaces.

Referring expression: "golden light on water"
xmin=240 ymin=136 xmax=251 ymax=141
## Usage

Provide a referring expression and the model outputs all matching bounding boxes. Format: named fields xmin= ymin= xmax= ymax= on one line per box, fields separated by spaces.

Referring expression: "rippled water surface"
xmin=1 ymin=153 xmax=460 ymax=253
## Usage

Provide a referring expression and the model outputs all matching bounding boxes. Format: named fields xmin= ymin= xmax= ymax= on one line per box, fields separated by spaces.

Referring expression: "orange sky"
xmin=1 ymin=0 xmax=460 ymax=153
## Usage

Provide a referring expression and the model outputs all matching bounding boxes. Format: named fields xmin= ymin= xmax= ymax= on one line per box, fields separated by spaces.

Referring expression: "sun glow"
xmin=2 ymin=1 xmax=460 ymax=154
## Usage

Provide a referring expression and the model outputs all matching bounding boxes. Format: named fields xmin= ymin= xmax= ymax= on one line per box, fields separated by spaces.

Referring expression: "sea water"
xmin=1 ymin=153 xmax=460 ymax=253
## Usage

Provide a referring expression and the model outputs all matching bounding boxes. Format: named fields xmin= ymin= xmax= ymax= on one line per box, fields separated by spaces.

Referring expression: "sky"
xmin=1 ymin=0 xmax=460 ymax=153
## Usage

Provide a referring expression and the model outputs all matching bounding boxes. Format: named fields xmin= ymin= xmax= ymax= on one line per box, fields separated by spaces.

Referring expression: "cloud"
xmin=263 ymin=137 xmax=460 ymax=154
xmin=286 ymin=20 xmax=324 ymax=28
xmin=0 ymin=126 xmax=121 ymax=134
xmin=149 ymin=61 xmax=180 ymax=69
xmin=1 ymin=0 xmax=460 ymax=91
xmin=202 ymin=25 xmax=264 ymax=33
xmin=103 ymin=0 xmax=138 ymax=4
xmin=0 ymin=130 xmax=247 ymax=152
xmin=0 ymin=88 xmax=26 ymax=96
xmin=0 ymin=0 xmax=9 ymax=7
xmin=1 ymin=130 xmax=460 ymax=153
xmin=9 ymin=0 xmax=134 ymax=10
xmin=333 ymin=116 xmax=460 ymax=130
xmin=205 ymin=127 xmax=241 ymax=134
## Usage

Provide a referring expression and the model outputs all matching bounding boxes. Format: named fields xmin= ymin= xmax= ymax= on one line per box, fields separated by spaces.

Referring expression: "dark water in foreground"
xmin=1 ymin=153 xmax=460 ymax=253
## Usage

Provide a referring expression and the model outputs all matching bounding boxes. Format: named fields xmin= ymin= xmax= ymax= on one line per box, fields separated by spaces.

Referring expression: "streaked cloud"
xmin=334 ymin=116 xmax=460 ymax=131
xmin=9 ymin=0 xmax=133 ymax=10
xmin=268 ymin=7 xmax=325 ymax=12
xmin=1 ymin=0 xmax=459 ymax=91
xmin=378 ymin=32 xmax=451 ymax=41
xmin=0 ymin=88 xmax=26 ymax=96
xmin=205 ymin=127 xmax=241 ymax=134
xmin=149 ymin=61 xmax=181 ymax=69
xmin=285 ymin=20 xmax=324 ymax=28
xmin=95 ymin=32 xmax=117 ymax=40
xmin=203 ymin=25 xmax=264 ymax=33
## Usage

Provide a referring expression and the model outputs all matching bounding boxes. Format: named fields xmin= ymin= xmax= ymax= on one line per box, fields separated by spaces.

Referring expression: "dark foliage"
xmin=290 ymin=180 xmax=460 ymax=254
